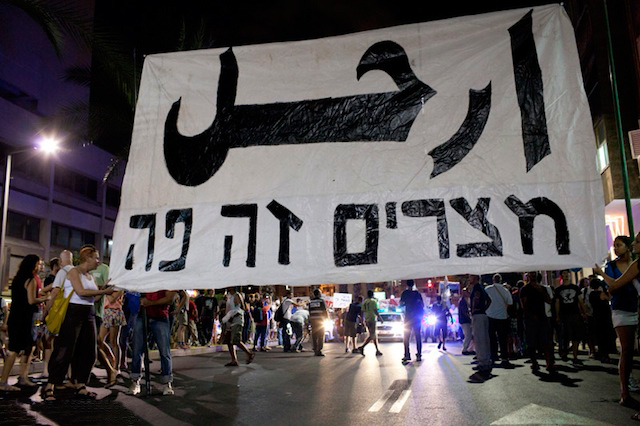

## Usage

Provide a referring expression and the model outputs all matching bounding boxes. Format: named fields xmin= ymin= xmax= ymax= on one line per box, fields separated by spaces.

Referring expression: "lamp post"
xmin=0 ymin=137 xmax=60 ymax=293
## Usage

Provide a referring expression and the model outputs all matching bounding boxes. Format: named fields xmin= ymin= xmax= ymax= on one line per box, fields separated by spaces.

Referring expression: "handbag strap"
xmin=494 ymin=285 xmax=509 ymax=306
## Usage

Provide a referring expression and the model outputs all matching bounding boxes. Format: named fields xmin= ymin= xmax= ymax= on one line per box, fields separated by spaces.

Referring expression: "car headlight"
xmin=426 ymin=315 xmax=437 ymax=325
xmin=323 ymin=319 xmax=334 ymax=330
xmin=391 ymin=323 xmax=404 ymax=333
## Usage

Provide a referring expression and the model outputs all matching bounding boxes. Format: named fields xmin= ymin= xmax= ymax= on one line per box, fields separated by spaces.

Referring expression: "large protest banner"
xmin=110 ymin=5 xmax=606 ymax=291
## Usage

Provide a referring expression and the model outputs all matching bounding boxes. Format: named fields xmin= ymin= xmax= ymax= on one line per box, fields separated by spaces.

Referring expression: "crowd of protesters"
xmin=1 ymin=234 xmax=640 ymax=421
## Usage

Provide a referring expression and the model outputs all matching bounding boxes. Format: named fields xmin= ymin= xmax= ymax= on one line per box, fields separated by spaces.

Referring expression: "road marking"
xmin=368 ymin=389 xmax=395 ymax=412
xmin=389 ymin=390 xmax=411 ymax=413
xmin=490 ymin=403 xmax=610 ymax=425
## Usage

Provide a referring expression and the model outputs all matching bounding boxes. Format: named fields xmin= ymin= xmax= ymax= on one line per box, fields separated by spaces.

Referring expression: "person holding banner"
xmin=44 ymin=246 xmax=114 ymax=401
xmin=128 ymin=289 xmax=177 ymax=396
xmin=594 ymin=233 xmax=640 ymax=410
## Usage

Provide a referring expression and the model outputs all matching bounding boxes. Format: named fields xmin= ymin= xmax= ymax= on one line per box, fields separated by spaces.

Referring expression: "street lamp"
xmin=0 ymin=137 xmax=60 ymax=293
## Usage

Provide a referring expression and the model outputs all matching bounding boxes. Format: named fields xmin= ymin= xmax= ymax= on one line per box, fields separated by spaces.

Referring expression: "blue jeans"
xmin=254 ymin=325 xmax=268 ymax=349
xmin=131 ymin=316 xmax=172 ymax=384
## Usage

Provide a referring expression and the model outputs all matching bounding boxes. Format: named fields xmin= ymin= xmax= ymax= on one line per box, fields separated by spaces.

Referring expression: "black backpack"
xmin=252 ymin=306 xmax=264 ymax=322
xmin=274 ymin=302 xmax=285 ymax=323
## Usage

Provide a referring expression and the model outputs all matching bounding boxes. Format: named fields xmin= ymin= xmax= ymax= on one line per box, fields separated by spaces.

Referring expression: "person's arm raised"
xmin=595 ymin=260 xmax=640 ymax=292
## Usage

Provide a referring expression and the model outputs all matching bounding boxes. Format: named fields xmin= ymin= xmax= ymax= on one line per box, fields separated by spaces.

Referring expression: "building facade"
xmin=565 ymin=0 xmax=640 ymax=258
xmin=0 ymin=1 xmax=123 ymax=294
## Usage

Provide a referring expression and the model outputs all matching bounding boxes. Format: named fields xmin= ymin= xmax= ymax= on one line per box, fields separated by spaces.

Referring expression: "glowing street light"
xmin=0 ymin=136 xmax=61 ymax=292
xmin=37 ymin=136 xmax=61 ymax=155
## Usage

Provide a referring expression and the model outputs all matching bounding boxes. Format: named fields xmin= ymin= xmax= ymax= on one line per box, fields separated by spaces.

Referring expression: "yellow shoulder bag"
xmin=45 ymin=287 xmax=74 ymax=335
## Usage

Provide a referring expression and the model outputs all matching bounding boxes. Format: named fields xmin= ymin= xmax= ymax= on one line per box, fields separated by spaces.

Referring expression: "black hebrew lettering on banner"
xmin=110 ymin=5 xmax=606 ymax=292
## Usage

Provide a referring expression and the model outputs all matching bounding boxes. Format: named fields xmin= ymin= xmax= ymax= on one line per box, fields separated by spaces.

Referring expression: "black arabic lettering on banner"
xmin=450 ymin=198 xmax=502 ymax=257
xmin=504 ymin=196 xmax=570 ymax=255
xmin=122 ymin=195 xmax=571 ymax=273
xmin=164 ymin=41 xmax=435 ymax=187
xmin=123 ymin=10 xmax=576 ymax=275
xmin=126 ymin=210 xmax=194 ymax=272
xmin=163 ymin=10 xmax=549 ymax=186
xmin=333 ymin=204 xmax=380 ymax=267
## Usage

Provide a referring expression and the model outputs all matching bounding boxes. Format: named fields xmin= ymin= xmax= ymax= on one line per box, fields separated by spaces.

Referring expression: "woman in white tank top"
xmin=43 ymin=246 xmax=114 ymax=401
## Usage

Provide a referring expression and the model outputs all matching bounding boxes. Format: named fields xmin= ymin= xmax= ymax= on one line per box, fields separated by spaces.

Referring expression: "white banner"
xmin=111 ymin=5 xmax=606 ymax=291
xmin=333 ymin=293 xmax=354 ymax=309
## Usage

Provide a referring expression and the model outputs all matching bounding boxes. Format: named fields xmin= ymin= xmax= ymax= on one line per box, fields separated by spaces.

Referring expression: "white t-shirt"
xmin=281 ymin=298 xmax=293 ymax=320
xmin=52 ymin=265 xmax=73 ymax=289
xmin=485 ymin=284 xmax=513 ymax=320
xmin=64 ymin=271 xmax=98 ymax=306
xmin=544 ymin=285 xmax=553 ymax=318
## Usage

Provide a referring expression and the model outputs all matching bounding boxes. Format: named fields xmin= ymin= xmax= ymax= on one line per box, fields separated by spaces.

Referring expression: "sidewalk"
xmin=1 ymin=344 xmax=231 ymax=377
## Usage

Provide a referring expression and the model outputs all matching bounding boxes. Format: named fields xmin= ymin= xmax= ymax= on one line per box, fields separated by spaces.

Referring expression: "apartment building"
xmin=0 ymin=1 xmax=123 ymax=294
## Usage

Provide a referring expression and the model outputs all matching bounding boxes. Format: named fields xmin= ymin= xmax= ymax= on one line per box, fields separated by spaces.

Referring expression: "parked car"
xmin=376 ymin=312 xmax=404 ymax=341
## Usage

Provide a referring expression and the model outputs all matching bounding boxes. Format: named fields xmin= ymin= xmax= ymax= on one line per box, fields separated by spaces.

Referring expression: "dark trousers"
xmin=281 ymin=319 xmax=291 ymax=351
xmin=254 ymin=325 xmax=268 ymax=349
xmin=291 ymin=321 xmax=304 ymax=350
xmin=48 ymin=304 xmax=97 ymax=386
xmin=488 ymin=317 xmax=509 ymax=361
xmin=403 ymin=319 xmax=422 ymax=358
xmin=310 ymin=320 xmax=324 ymax=353
xmin=201 ymin=317 xmax=214 ymax=345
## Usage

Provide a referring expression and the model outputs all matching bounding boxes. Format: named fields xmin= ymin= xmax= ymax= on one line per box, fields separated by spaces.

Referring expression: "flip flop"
xmin=632 ymin=412 xmax=640 ymax=422
xmin=246 ymin=352 xmax=255 ymax=364
xmin=43 ymin=387 xmax=56 ymax=401
xmin=225 ymin=361 xmax=239 ymax=367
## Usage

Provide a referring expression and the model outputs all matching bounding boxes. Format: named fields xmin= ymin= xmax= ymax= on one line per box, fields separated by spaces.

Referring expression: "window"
xmin=54 ymin=165 xmax=99 ymax=201
xmin=6 ymin=211 xmax=40 ymax=242
xmin=11 ymin=154 xmax=48 ymax=184
xmin=51 ymin=223 xmax=95 ymax=251
xmin=595 ymin=121 xmax=609 ymax=173
xmin=103 ymin=236 xmax=113 ymax=259
xmin=106 ymin=187 xmax=120 ymax=208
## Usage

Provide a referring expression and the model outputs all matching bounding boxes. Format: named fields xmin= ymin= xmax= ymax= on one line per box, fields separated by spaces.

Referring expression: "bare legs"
xmin=616 ymin=325 xmax=635 ymax=404
xmin=98 ymin=326 xmax=117 ymax=384
xmin=0 ymin=350 xmax=33 ymax=390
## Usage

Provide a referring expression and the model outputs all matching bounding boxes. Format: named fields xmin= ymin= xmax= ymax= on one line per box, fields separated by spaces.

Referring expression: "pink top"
xmin=105 ymin=292 xmax=123 ymax=310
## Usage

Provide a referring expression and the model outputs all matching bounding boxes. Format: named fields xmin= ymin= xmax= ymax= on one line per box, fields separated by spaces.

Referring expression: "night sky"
xmin=91 ymin=0 xmax=554 ymax=154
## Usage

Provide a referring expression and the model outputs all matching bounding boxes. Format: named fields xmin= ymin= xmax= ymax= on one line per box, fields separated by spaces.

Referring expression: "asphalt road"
xmin=0 ymin=341 xmax=636 ymax=425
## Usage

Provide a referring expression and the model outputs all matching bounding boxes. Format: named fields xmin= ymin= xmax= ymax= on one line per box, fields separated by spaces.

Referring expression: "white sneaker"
xmin=162 ymin=383 xmax=174 ymax=396
xmin=127 ymin=379 xmax=141 ymax=396
xmin=630 ymin=377 xmax=640 ymax=392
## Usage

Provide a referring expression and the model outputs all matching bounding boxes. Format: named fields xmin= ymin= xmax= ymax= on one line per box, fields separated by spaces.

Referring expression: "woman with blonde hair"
xmin=43 ymin=245 xmax=114 ymax=401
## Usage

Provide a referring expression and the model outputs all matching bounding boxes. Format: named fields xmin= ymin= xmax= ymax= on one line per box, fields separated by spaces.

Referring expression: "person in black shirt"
xmin=196 ymin=290 xmax=218 ymax=346
xmin=588 ymin=278 xmax=615 ymax=363
xmin=400 ymin=280 xmax=424 ymax=362
xmin=554 ymin=270 xmax=588 ymax=364
xmin=520 ymin=271 xmax=555 ymax=373
xmin=344 ymin=298 xmax=363 ymax=353
xmin=458 ymin=287 xmax=474 ymax=355
xmin=469 ymin=275 xmax=492 ymax=381
xmin=431 ymin=296 xmax=451 ymax=351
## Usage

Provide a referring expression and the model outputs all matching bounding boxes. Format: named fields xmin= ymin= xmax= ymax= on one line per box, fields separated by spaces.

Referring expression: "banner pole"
xmin=142 ymin=307 xmax=152 ymax=395
xmin=604 ymin=0 xmax=635 ymax=237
